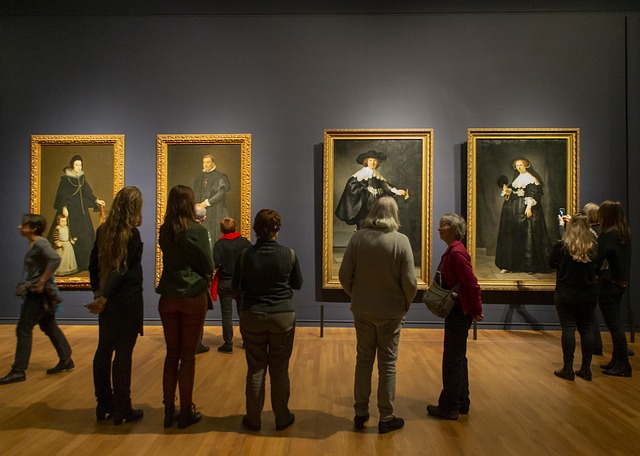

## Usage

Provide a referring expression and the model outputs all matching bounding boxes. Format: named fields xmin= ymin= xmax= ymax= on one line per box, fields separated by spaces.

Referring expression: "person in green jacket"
xmin=157 ymin=185 xmax=214 ymax=429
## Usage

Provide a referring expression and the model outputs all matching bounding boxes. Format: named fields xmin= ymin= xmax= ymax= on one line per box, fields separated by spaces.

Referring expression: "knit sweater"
xmin=339 ymin=228 xmax=417 ymax=319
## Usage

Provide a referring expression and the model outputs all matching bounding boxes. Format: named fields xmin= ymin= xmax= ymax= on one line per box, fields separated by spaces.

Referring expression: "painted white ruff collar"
xmin=353 ymin=167 xmax=384 ymax=182
xmin=511 ymin=172 xmax=538 ymax=188
xmin=64 ymin=168 xmax=85 ymax=178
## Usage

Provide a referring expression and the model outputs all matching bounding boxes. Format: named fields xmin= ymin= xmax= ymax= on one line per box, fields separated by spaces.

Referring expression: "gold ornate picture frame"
xmin=467 ymin=128 xmax=580 ymax=291
xmin=323 ymin=129 xmax=433 ymax=290
xmin=30 ymin=134 xmax=125 ymax=289
xmin=156 ymin=134 xmax=252 ymax=285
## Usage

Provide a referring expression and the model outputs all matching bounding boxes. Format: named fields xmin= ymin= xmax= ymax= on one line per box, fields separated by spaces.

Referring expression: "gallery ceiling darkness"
xmin=2 ymin=0 xmax=639 ymax=16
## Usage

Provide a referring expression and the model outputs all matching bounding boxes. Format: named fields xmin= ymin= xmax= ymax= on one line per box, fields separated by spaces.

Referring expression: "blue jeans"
xmin=13 ymin=292 xmax=72 ymax=372
xmin=353 ymin=314 xmax=404 ymax=422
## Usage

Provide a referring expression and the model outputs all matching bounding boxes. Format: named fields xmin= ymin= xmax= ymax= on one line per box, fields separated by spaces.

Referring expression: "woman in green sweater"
xmin=157 ymin=185 xmax=214 ymax=429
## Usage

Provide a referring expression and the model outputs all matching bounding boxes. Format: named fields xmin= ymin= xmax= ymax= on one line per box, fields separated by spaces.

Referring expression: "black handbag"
xmin=15 ymin=281 xmax=32 ymax=298
xmin=422 ymin=268 xmax=459 ymax=318
xmin=43 ymin=281 xmax=63 ymax=309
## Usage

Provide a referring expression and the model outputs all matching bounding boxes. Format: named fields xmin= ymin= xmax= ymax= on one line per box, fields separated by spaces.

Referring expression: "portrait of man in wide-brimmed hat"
xmin=335 ymin=149 xmax=408 ymax=230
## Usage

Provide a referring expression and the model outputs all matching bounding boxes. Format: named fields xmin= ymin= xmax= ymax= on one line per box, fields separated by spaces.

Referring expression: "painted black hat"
xmin=356 ymin=150 xmax=387 ymax=164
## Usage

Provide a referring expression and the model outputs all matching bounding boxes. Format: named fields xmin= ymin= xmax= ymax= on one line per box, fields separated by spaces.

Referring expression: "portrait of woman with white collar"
xmin=495 ymin=157 xmax=551 ymax=274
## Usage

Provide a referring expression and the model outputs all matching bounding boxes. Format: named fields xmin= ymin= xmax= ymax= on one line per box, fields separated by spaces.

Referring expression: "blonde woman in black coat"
xmin=548 ymin=212 xmax=598 ymax=381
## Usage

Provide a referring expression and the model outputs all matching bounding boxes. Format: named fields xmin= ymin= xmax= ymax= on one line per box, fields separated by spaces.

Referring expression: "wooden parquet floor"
xmin=0 ymin=325 xmax=639 ymax=455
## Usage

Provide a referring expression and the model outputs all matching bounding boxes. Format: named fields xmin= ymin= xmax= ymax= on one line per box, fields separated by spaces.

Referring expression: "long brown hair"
xmin=163 ymin=185 xmax=196 ymax=242
xmin=562 ymin=212 xmax=596 ymax=263
xmin=598 ymin=200 xmax=631 ymax=244
xmin=97 ymin=186 xmax=143 ymax=290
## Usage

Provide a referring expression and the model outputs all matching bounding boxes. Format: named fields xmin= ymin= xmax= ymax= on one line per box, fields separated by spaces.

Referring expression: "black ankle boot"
xmin=164 ymin=405 xmax=178 ymax=428
xmin=177 ymin=404 xmax=202 ymax=429
xmin=554 ymin=364 xmax=575 ymax=381
xmin=603 ymin=364 xmax=632 ymax=377
xmin=96 ymin=401 xmax=114 ymax=421
xmin=575 ymin=366 xmax=592 ymax=381
xmin=600 ymin=359 xmax=615 ymax=370
xmin=113 ymin=407 xmax=144 ymax=425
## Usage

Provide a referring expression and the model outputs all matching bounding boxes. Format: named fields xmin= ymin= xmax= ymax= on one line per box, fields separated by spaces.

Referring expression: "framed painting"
xmin=322 ymin=129 xmax=433 ymax=289
xmin=156 ymin=134 xmax=252 ymax=285
xmin=30 ymin=134 xmax=125 ymax=289
xmin=467 ymin=128 xmax=580 ymax=291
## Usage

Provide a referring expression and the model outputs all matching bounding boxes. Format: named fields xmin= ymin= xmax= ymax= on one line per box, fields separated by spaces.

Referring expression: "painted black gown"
xmin=495 ymin=172 xmax=551 ymax=273
xmin=49 ymin=169 xmax=101 ymax=271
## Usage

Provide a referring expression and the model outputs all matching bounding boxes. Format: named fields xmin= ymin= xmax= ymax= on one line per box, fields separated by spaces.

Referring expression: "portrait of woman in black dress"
xmin=50 ymin=154 xmax=105 ymax=272
xmin=495 ymin=157 xmax=551 ymax=274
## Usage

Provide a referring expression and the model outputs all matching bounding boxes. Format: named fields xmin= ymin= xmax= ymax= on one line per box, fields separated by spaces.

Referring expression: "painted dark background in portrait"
xmin=474 ymin=139 xmax=568 ymax=277
xmin=332 ymin=138 xmax=423 ymax=264
xmin=40 ymin=144 xmax=115 ymax=277
xmin=166 ymin=143 xmax=242 ymax=234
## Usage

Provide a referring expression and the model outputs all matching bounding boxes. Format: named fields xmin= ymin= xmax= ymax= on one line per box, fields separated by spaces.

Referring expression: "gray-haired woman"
xmin=427 ymin=213 xmax=483 ymax=420
xmin=339 ymin=196 xmax=417 ymax=434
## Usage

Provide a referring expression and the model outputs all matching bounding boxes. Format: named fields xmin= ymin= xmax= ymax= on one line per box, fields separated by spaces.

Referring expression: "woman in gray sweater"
xmin=1 ymin=214 xmax=73 ymax=385
xmin=339 ymin=196 xmax=417 ymax=434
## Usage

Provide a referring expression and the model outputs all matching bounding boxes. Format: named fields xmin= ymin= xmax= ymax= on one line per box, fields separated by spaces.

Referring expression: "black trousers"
xmin=13 ymin=292 xmax=71 ymax=372
xmin=554 ymin=288 xmax=596 ymax=365
xmin=93 ymin=315 xmax=139 ymax=410
xmin=598 ymin=281 xmax=630 ymax=369
xmin=438 ymin=302 xmax=473 ymax=412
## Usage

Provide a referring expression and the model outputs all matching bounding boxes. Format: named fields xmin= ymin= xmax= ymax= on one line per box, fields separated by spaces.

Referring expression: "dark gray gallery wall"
xmin=1 ymin=11 xmax=639 ymax=329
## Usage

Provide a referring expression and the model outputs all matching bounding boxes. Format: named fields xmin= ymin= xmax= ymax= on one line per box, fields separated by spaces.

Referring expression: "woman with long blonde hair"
xmin=87 ymin=186 xmax=145 ymax=424
xmin=548 ymin=212 xmax=598 ymax=381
